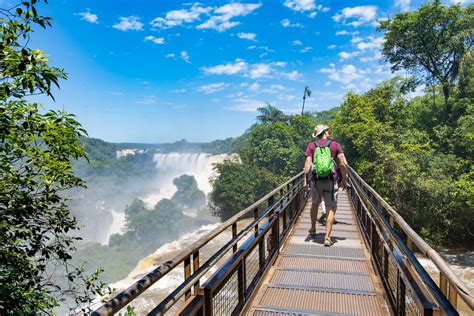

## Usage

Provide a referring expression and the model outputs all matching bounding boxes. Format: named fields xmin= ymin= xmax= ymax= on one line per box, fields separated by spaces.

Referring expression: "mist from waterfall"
xmin=90 ymin=152 xmax=236 ymax=245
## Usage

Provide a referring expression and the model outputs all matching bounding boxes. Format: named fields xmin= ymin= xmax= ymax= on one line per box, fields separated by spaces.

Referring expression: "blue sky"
xmin=5 ymin=0 xmax=471 ymax=142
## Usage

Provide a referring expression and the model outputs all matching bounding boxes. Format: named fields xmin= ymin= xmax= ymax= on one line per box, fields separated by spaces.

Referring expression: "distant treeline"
xmin=79 ymin=136 xmax=238 ymax=158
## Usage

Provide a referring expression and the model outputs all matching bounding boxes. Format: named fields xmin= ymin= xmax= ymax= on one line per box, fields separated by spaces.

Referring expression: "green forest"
xmin=1 ymin=0 xmax=472 ymax=314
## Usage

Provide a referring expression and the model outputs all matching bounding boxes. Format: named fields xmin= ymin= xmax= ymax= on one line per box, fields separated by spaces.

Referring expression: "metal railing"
xmin=348 ymin=166 xmax=473 ymax=316
xmin=92 ymin=171 xmax=308 ymax=315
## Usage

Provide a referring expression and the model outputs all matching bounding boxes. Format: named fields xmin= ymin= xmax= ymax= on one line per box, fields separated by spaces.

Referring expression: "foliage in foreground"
xmin=0 ymin=1 xmax=108 ymax=313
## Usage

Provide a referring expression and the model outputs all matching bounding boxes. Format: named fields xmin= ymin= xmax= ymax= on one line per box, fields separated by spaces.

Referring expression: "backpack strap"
xmin=314 ymin=139 xmax=333 ymax=148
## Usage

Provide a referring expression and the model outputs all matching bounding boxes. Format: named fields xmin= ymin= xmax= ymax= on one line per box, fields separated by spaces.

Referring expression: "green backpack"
xmin=313 ymin=140 xmax=334 ymax=179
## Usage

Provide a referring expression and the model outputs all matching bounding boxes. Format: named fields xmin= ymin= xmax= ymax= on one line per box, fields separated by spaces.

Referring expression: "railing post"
xmin=281 ymin=188 xmax=287 ymax=231
xmin=184 ymin=256 xmax=191 ymax=300
xmin=440 ymin=273 xmax=448 ymax=296
xmin=204 ymin=287 xmax=212 ymax=316
xmin=238 ymin=262 xmax=245 ymax=308
xmin=254 ymin=207 xmax=259 ymax=236
xmin=448 ymin=284 xmax=458 ymax=308
xmin=272 ymin=213 xmax=280 ymax=254
xmin=232 ymin=223 xmax=237 ymax=253
xmin=268 ymin=196 xmax=275 ymax=214
xmin=193 ymin=250 xmax=200 ymax=294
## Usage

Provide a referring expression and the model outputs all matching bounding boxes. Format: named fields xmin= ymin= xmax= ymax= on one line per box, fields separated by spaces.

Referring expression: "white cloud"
xmin=151 ymin=3 xmax=260 ymax=32
xmin=113 ymin=16 xmax=144 ymax=31
xmin=181 ymin=51 xmax=191 ymax=63
xmin=281 ymin=70 xmax=300 ymax=80
xmin=300 ymin=46 xmax=313 ymax=53
xmin=338 ymin=51 xmax=359 ymax=60
xmin=318 ymin=91 xmax=344 ymax=100
xmin=203 ymin=60 xmax=295 ymax=81
xmin=278 ymin=94 xmax=296 ymax=101
xmin=77 ymin=11 xmax=98 ymax=24
xmin=272 ymin=84 xmax=286 ymax=90
xmin=320 ymin=64 xmax=364 ymax=85
xmin=197 ymin=3 xmax=261 ymax=32
xmin=394 ymin=0 xmax=410 ymax=12
xmin=328 ymin=44 xmax=337 ymax=49
xmin=145 ymin=36 xmax=165 ymax=44
xmin=284 ymin=0 xmax=316 ymax=12
xmin=135 ymin=96 xmax=158 ymax=104
xmin=249 ymin=82 xmax=261 ymax=91
xmin=273 ymin=61 xmax=287 ymax=67
xmin=262 ymin=84 xmax=286 ymax=93
xmin=237 ymin=32 xmax=257 ymax=41
xmin=198 ymin=82 xmax=228 ymax=94
xmin=332 ymin=6 xmax=378 ymax=27
xmin=356 ymin=36 xmax=384 ymax=50
xmin=151 ymin=4 xmax=211 ymax=29
xmin=228 ymin=98 xmax=264 ymax=112
xmin=351 ymin=37 xmax=363 ymax=43
xmin=165 ymin=53 xmax=176 ymax=58
xmin=171 ymin=88 xmax=186 ymax=93
xmin=283 ymin=0 xmax=330 ymax=17
xmin=336 ymin=30 xmax=359 ymax=36
xmin=320 ymin=6 xmax=331 ymax=13
xmin=281 ymin=19 xmax=303 ymax=28
xmin=249 ymin=64 xmax=272 ymax=79
xmin=203 ymin=60 xmax=248 ymax=75
xmin=359 ymin=51 xmax=382 ymax=63
xmin=293 ymin=40 xmax=302 ymax=46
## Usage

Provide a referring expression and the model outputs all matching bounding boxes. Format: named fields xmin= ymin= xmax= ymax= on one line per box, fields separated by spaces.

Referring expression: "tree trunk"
xmin=442 ymin=83 xmax=453 ymax=123
xmin=442 ymin=84 xmax=449 ymax=104
xmin=301 ymin=96 xmax=306 ymax=115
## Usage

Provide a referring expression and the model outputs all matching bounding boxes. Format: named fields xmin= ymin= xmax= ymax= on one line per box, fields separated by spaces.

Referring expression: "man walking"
xmin=303 ymin=125 xmax=348 ymax=246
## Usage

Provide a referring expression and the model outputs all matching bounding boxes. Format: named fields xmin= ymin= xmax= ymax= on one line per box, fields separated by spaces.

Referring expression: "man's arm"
xmin=304 ymin=156 xmax=312 ymax=189
xmin=337 ymin=153 xmax=348 ymax=190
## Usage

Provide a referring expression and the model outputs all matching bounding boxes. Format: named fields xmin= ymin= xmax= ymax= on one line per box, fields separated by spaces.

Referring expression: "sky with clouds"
xmin=9 ymin=0 xmax=472 ymax=143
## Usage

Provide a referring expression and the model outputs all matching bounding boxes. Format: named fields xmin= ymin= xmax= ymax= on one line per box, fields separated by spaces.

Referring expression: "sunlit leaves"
xmin=1 ymin=1 xmax=108 ymax=313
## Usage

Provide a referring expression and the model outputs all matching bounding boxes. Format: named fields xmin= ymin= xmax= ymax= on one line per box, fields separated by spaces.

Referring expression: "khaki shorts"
xmin=311 ymin=179 xmax=338 ymax=209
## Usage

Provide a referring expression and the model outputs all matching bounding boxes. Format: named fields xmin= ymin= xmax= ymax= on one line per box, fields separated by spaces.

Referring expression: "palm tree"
xmin=301 ymin=86 xmax=312 ymax=115
xmin=257 ymin=103 xmax=287 ymax=124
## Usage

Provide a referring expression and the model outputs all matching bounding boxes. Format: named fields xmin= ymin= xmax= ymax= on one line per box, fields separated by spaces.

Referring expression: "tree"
xmin=244 ymin=122 xmax=301 ymax=176
xmin=209 ymin=160 xmax=281 ymax=221
xmin=301 ymin=86 xmax=312 ymax=115
xmin=171 ymin=175 xmax=206 ymax=209
xmin=112 ymin=199 xmax=191 ymax=254
xmin=1 ymin=1 xmax=106 ymax=313
xmin=256 ymin=103 xmax=289 ymax=124
xmin=379 ymin=0 xmax=474 ymax=107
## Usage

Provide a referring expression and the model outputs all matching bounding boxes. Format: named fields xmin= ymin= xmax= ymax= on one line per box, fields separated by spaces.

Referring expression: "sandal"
xmin=324 ymin=238 xmax=333 ymax=247
xmin=308 ymin=228 xmax=316 ymax=235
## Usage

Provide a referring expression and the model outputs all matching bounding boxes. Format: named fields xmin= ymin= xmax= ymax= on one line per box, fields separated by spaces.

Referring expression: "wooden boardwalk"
xmin=246 ymin=190 xmax=390 ymax=315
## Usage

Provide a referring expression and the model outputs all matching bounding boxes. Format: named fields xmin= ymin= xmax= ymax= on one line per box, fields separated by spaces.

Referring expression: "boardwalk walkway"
xmin=246 ymin=190 xmax=390 ymax=315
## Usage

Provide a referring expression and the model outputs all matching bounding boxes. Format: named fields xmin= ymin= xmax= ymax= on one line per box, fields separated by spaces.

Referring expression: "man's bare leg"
xmin=309 ymin=202 xmax=320 ymax=233
xmin=325 ymin=207 xmax=337 ymax=241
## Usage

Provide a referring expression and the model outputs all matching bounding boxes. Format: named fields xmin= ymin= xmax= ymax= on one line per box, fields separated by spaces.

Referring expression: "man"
xmin=304 ymin=124 xmax=348 ymax=246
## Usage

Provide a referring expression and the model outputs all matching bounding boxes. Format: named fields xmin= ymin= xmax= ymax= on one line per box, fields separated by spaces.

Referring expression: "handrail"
xmin=348 ymin=166 xmax=473 ymax=313
xmin=92 ymin=171 xmax=305 ymax=315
